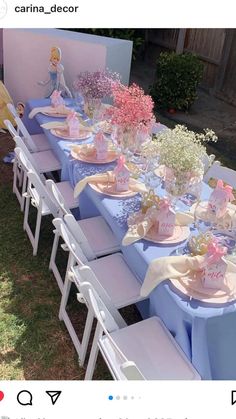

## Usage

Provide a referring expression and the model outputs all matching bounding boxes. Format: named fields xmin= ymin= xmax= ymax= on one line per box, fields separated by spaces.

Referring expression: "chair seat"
xmin=100 ymin=317 xmax=201 ymax=380
xmin=78 ymin=216 xmax=120 ymax=257
xmin=85 ymin=253 xmax=143 ymax=308
xmin=32 ymin=150 xmax=61 ymax=173
xmin=56 ymin=181 xmax=79 ymax=210
xmin=30 ymin=133 xmax=52 ymax=152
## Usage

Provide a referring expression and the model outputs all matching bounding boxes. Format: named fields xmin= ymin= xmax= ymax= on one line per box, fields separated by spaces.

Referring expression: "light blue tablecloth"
xmin=24 ymin=98 xmax=236 ymax=380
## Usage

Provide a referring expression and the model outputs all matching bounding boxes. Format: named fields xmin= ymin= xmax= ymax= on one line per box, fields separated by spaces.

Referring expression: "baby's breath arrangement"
xmin=153 ymin=125 xmax=217 ymax=177
xmin=140 ymin=141 xmax=160 ymax=160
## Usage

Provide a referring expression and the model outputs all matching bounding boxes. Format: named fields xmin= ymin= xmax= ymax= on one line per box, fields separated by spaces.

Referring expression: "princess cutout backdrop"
xmin=38 ymin=46 xmax=72 ymax=98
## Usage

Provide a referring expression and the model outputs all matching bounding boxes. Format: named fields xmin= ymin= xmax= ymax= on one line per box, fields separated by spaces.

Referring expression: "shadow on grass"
xmin=0 ymin=133 xmax=142 ymax=380
xmin=0 ymin=185 xmax=141 ymax=380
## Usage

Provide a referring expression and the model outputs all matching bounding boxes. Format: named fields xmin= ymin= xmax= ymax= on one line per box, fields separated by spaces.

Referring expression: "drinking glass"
xmin=73 ymin=90 xmax=85 ymax=112
xmin=194 ymin=201 xmax=213 ymax=234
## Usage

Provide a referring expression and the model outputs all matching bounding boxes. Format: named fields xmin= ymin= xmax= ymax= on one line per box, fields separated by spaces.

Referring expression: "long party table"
xmin=23 ymin=98 xmax=236 ymax=380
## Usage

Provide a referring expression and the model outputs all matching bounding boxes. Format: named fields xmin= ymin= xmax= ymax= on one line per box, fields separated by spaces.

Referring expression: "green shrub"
xmin=150 ymin=52 xmax=204 ymax=111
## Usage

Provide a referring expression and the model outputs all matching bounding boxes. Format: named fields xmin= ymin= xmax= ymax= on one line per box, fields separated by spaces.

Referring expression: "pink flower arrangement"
xmin=107 ymin=83 xmax=155 ymax=132
xmin=73 ymin=69 xmax=120 ymax=99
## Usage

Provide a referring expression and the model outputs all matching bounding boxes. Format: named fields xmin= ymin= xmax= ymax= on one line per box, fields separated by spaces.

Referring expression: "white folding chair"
xmin=4 ymin=121 xmax=61 ymax=174
xmin=80 ymin=282 xmax=201 ymax=380
xmin=54 ymin=218 xmax=145 ymax=367
xmin=3 ymin=120 xmax=27 ymax=210
xmin=204 ymin=160 xmax=236 ymax=187
xmin=7 ymin=103 xmax=52 ymax=152
xmin=202 ymin=153 xmax=215 ymax=174
xmin=15 ymin=147 xmax=78 ymax=255
xmin=46 ymin=179 xmax=120 ymax=291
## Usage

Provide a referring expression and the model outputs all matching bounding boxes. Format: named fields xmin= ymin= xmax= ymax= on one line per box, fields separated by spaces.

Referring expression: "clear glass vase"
xmin=120 ymin=126 xmax=138 ymax=160
xmin=84 ymin=97 xmax=102 ymax=123
xmin=164 ymin=167 xmax=193 ymax=208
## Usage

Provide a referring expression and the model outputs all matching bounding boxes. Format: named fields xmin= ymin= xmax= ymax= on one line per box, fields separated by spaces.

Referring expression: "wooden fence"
xmin=147 ymin=29 xmax=236 ymax=103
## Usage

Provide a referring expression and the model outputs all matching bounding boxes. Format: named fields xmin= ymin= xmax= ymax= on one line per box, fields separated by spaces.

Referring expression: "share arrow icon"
xmin=46 ymin=391 xmax=62 ymax=405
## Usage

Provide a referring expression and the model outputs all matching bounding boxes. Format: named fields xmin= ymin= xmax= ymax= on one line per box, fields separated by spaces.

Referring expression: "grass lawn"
xmin=0 ymin=133 xmax=117 ymax=379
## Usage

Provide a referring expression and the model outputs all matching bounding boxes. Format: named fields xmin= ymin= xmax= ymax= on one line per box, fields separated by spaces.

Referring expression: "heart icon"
xmin=0 ymin=390 xmax=4 ymax=401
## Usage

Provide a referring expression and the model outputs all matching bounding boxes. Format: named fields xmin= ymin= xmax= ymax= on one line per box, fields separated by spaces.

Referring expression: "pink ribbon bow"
xmin=216 ymin=179 xmax=234 ymax=201
xmin=95 ymin=130 xmax=104 ymax=143
xmin=66 ymin=111 xmax=77 ymax=123
xmin=116 ymin=155 xmax=126 ymax=169
xmin=50 ymin=90 xmax=61 ymax=100
xmin=206 ymin=240 xmax=227 ymax=265
xmin=159 ymin=197 xmax=171 ymax=211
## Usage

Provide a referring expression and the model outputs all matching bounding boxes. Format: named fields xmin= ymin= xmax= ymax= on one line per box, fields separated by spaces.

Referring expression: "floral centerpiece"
xmin=107 ymin=83 xmax=155 ymax=153
xmin=73 ymin=69 xmax=120 ymax=119
xmin=153 ymin=124 xmax=217 ymax=197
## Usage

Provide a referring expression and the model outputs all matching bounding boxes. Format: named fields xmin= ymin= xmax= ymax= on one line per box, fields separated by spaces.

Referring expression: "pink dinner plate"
xmin=71 ymin=144 xmax=118 ymax=164
xmin=128 ymin=210 xmax=190 ymax=244
xmin=51 ymin=127 xmax=91 ymax=141
xmin=89 ymin=180 xmax=141 ymax=198
xmin=145 ymin=225 xmax=190 ymax=244
xmin=170 ymin=271 xmax=236 ymax=303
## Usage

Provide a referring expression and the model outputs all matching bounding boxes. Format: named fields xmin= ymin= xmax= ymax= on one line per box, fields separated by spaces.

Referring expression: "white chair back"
xmin=64 ymin=213 xmax=95 ymax=260
xmin=14 ymin=147 xmax=34 ymax=173
xmin=27 ymin=171 xmax=59 ymax=217
xmin=10 ymin=135 xmax=35 ymax=163
xmin=52 ymin=217 xmax=88 ymax=265
xmin=80 ymin=282 xmax=144 ymax=380
xmin=7 ymin=103 xmax=37 ymax=152
xmin=202 ymin=153 xmax=215 ymax=174
xmin=53 ymin=218 xmax=126 ymax=328
xmin=4 ymin=118 xmax=18 ymax=138
xmin=7 ymin=103 xmax=18 ymax=118
xmin=45 ymin=179 xmax=69 ymax=216
xmin=204 ymin=161 xmax=236 ymax=187
xmin=46 ymin=181 xmax=95 ymax=259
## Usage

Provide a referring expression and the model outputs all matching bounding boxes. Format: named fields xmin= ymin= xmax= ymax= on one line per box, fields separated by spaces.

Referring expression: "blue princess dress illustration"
xmin=38 ymin=46 xmax=72 ymax=98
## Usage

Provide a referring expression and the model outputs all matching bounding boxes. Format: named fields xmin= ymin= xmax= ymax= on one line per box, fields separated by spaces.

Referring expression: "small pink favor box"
xmin=66 ymin=112 xmax=80 ymax=137
xmin=208 ymin=179 xmax=234 ymax=218
xmin=50 ymin=90 xmax=65 ymax=108
xmin=202 ymin=241 xmax=228 ymax=289
xmin=94 ymin=131 xmax=108 ymax=160
xmin=114 ymin=156 xmax=130 ymax=192
xmin=202 ymin=259 xmax=227 ymax=289
xmin=156 ymin=200 xmax=176 ymax=236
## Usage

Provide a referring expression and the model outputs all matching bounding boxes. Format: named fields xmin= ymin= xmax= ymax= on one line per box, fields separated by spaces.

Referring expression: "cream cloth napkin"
xmin=122 ymin=208 xmax=194 ymax=246
xmin=40 ymin=121 xmax=66 ymax=129
xmin=140 ymin=255 xmax=236 ymax=297
xmin=191 ymin=202 xmax=236 ymax=230
xmin=74 ymin=171 xmax=146 ymax=197
xmin=41 ymin=120 xmax=92 ymax=132
xmin=29 ymin=105 xmax=72 ymax=119
xmin=71 ymin=144 xmax=95 ymax=157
